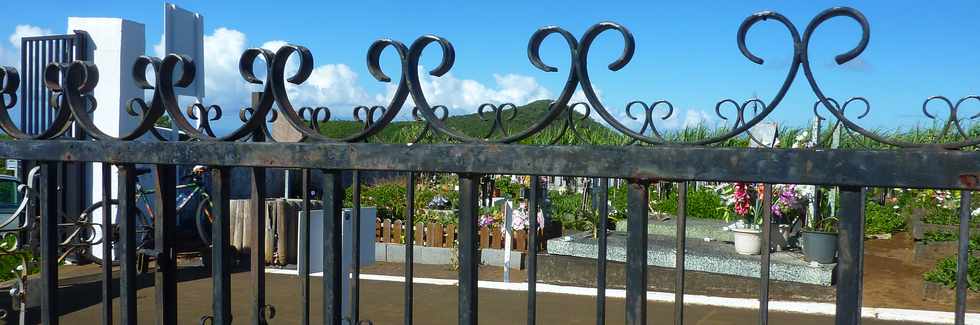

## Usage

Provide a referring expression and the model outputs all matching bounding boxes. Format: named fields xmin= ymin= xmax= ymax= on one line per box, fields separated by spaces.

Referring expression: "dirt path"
xmin=862 ymin=232 xmax=975 ymax=312
xmin=45 ymin=271 xmax=927 ymax=325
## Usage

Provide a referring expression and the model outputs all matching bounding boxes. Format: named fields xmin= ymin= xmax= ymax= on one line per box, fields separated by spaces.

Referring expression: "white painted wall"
xmin=67 ymin=17 xmax=146 ymax=261
xmin=299 ymin=207 xmax=376 ymax=318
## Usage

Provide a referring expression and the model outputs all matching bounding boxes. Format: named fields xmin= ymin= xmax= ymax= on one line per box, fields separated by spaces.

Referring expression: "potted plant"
xmin=728 ymin=183 xmax=763 ymax=255
xmin=770 ymin=184 xmax=809 ymax=251
xmin=802 ymin=216 xmax=838 ymax=264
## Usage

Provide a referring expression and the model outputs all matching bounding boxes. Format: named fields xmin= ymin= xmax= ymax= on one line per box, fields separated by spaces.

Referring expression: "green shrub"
xmin=0 ymin=234 xmax=35 ymax=282
xmin=343 ymin=179 xmax=447 ymax=221
xmin=495 ymin=178 xmax=522 ymax=199
xmin=864 ymin=201 xmax=906 ymax=235
xmin=924 ymin=254 xmax=980 ymax=292
xmin=650 ymin=186 xmax=726 ymax=220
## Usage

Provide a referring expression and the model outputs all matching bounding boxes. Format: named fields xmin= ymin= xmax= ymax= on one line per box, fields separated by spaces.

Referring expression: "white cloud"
xmin=388 ymin=70 xmax=552 ymax=117
xmin=0 ymin=25 xmax=53 ymax=67
xmin=9 ymin=25 xmax=51 ymax=48
xmin=663 ymin=108 xmax=715 ymax=129
xmin=152 ymin=33 xmax=164 ymax=57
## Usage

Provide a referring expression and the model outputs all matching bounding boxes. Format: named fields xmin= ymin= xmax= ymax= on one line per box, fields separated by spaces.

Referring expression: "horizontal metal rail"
xmin=0 ymin=140 xmax=977 ymax=190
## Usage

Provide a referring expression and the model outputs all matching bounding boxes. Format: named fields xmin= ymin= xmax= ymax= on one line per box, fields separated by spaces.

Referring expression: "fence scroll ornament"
xmin=1 ymin=5 xmax=980 ymax=324
xmin=0 ymin=7 xmax=976 ymax=148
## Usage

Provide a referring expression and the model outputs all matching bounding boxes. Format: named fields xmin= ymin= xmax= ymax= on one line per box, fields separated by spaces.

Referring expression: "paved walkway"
xmin=31 ymin=269 xmax=930 ymax=325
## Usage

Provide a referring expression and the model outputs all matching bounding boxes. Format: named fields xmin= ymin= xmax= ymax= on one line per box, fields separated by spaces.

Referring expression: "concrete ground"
xmin=8 ymin=266 xmax=933 ymax=325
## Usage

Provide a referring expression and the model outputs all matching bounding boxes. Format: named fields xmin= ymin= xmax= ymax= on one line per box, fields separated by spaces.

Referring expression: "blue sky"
xmin=1 ymin=1 xmax=979 ymax=131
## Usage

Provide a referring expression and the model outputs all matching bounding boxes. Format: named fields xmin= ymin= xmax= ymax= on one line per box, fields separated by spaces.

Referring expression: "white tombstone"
xmin=67 ymin=17 xmax=146 ymax=261
xmin=502 ymin=200 xmax=514 ymax=282
xmin=298 ymin=207 xmax=376 ymax=318
xmin=163 ymin=3 xmax=204 ymax=98
xmin=748 ymin=122 xmax=779 ymax=148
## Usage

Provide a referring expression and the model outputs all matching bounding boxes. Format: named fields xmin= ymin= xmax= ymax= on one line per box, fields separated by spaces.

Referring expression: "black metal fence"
xmin=0 ymin=6 xmax=975 ymax=325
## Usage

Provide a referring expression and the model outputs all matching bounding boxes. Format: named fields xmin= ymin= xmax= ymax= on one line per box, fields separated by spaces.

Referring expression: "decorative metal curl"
xmin=546 ymin=102 xmax=598 ymax=145
xmin=299 ymin=106 xmax=331 ymax=131
xmin=126 ymin=98 xmax=169 ymax=141
xmin=187 ymin=103 xmax=223 ymax=137
xmin=477 ymin=103 xmax=518 ymax=138
xmin=268 ymin=39 xmax=410 ymax=142
xmin=624 ymin=100 xmax=673 ymax=144
xmin=409 ymin=105 xmax=448 ymax=144
xmin=353 ymin=105 xmax=387 ymax=129
xmin=0 ymin=65 xmax=73 ymax=139
xmin=572 ymin=14 xmax=801 ymax=145
xmin=811 ymin=97 xmax=874 ymax=148
xmin=239 ymin=106 xmax=279 ymax=141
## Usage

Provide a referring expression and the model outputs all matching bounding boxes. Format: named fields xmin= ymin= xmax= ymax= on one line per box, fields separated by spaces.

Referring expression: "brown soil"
xmin=862 ymin=232 xmax=978 ymax=312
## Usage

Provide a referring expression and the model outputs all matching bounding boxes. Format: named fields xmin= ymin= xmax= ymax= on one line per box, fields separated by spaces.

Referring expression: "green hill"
xmin=315 ymin=100 xmax=617 ymax=144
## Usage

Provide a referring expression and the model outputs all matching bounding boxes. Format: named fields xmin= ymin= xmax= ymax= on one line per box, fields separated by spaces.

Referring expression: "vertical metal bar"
xmin=299 ymin=169 xmax=311 ymax=325
xmin=29 ymin=41 xmax=35 ymax=134
xmin=626 ymin=179 xmax=650 ymax=325
xmin=674 ymin=182 xmax=687 ymax=325
xmin=154 ymin=165 xmax=178 ymax=325
xmin=405 ymin=172 xmax=416 ymax=325
xmin=459 ymin=173 xmax=480 ymax=325
xmin=101 ymin=163 xmax=112 ymax=325
xmin=835 ymin=186 xmax=865 ymax=325
xmin=117 ymin=164 xmax=138 ymax=325
xmin=211 ymin=167 xmax=232 ymax=325
xmin=759 ymin=184 xmax=772 ymax=325
xmin=40 ymin=162 xmax=58 ymax=325
xmin=250 ymin=130 xmax=267 ymax=325
xmin=19 ymin=39 xmax=26 ymax=132
xmin=37 ymin=40 xmax=51 ymax=131
xmin=596 ymin=178 xmax=609 ymax=325
xmin=351 ymin=170 xmax=362 ymax=323
xmin=955 ymin=191 xmax=971 ymax=325
xmin=528 ymin=176 xmax=540 ymax=325
xmin=323 ymin=170 xmax=343 ymax=325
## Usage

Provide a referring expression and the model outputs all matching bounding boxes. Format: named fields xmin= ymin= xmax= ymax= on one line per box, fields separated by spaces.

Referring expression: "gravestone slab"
xmin=616 ymin=215 xmax=734 ymax=242
xmin=547 ymin=231 xmax=834 ymax=286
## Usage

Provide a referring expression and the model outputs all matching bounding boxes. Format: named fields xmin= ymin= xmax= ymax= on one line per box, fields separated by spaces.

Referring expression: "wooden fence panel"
xmin=375 ymin=221 xmax=547 ymax=252
xmin=446 ymin=224 xmax=456 ymax=247
xmin=382 ymin=219 xmax=391 ymax=243
xmin=393 ymin=220 xmax=402 ymax=244
xmin=479 ymin=228 xmax=490 ymax=248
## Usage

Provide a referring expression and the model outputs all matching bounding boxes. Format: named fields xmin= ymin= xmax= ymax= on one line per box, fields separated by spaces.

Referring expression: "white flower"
xmin=972 ymin=207 xmax=980 ymax=217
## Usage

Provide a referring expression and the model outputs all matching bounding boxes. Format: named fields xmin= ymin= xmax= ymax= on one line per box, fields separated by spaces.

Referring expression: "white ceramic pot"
xmin=732 ymin=228 xmax=762 ymax=255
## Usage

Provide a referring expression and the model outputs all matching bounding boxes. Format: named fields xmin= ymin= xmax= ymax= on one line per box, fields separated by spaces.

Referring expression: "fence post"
xmin=458 ymin=173 xmax=481 ymax=325
xmin=836 ymin=186 xmax=865 ymax=325
xmin=117 ymin=164 xmax=138 ymax=325
xmin=322 ymin=170 xmax=343 ymax=325
xmin=211 ymin=167 xmax=232 ymax=325
xmin=39 ymin=162 xmax=59 ymax=325
xmin=250 ymin=123 xmax=268 ymax=324
xmin=626 ymin=179 xmax=650 ymax=325
xmin=153 ymin=165 xmax=177 ymax=325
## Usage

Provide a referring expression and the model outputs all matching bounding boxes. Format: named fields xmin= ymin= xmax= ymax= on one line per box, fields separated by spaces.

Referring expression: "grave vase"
xmin=732 ymin=228 xmax=762 ymax=255
xmin=802 ymin=230 xmax=838 ymax=264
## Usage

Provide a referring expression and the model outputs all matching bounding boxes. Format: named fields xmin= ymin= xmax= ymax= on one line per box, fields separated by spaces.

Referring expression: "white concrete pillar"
xmin=67 ymin=17 xmax=145 ymax=261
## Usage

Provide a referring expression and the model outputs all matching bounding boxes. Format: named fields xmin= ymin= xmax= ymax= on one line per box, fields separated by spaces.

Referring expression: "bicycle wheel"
xmin=83 ymin=200 xmax=152 ymax=266
xmin=195 ymin=198 xmax=213 ymax=246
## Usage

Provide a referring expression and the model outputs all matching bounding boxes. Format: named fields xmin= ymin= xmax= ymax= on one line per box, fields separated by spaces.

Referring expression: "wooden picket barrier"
xmin=375 ymin=218 xmax=546 ymax=252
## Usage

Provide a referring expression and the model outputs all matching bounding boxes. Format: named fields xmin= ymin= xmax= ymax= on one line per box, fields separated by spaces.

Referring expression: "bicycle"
xmin=84 ymin=166 xmax=214 ymax=273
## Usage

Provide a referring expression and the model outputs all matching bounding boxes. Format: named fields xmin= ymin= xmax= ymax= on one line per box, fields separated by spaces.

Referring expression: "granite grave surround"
xmin=547 ymin=231 xmax=835 ymax=286
xmin=615 ymin=214 xmax=734 ymax=242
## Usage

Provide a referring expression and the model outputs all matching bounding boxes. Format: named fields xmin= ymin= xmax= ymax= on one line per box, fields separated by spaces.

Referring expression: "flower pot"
xmin=802 ymin=230 xmax=838 ymax=264
xmin=732 ymin=228 xmax=762 ymax=255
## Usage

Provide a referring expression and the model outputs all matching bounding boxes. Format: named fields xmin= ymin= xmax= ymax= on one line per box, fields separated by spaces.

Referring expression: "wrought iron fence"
xmin=0 ymin=5 xmax=975 ymax=325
